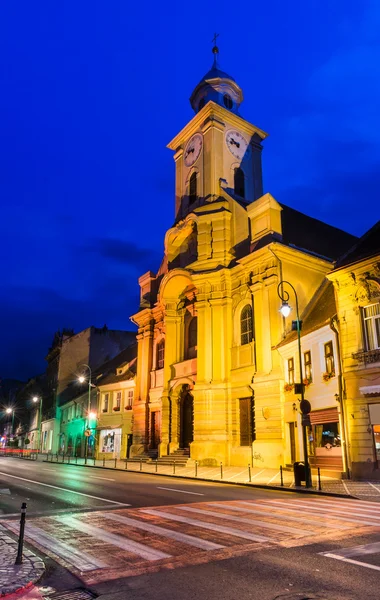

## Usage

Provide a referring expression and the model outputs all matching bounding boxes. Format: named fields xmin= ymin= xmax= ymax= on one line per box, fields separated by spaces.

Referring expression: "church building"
xmin=130 ymin=46 xmax=356 ymax=468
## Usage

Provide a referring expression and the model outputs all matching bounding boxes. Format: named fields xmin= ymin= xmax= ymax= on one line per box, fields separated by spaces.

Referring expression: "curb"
xmin=43 ymin=460 xmax=355 ymax=500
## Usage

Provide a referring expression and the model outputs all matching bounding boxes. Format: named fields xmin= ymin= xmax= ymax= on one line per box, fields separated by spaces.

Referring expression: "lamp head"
xmin=32 ymin=396 xmax=39 ymax=403
xmin=78 ymin=376 xmax=86 ymax=384
xmin=88 ymin=411 xmax=97 ymax=420
xmin=280 ymin=301 xmax=291 ymax=318
xmin=6 ymin=408 xmax=12 ymax=414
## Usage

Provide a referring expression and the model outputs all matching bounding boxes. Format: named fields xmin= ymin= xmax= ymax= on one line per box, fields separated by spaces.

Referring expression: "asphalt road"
xmin=1 ymin=457 xmax=380 ymax=600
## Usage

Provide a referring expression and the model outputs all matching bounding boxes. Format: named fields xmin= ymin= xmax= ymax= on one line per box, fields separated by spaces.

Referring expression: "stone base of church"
xmin=190 ymin=441 xmax=227 ymax=466
xmin=129 ymin=444 xmax=147 ymax=458
xmin=251 ymin=440 xmax=285 ymax=469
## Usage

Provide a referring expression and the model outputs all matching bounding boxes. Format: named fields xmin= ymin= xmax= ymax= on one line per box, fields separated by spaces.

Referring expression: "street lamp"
xmin=278 ymin=280 xmax=312 ymax=488
xmin=78 ymin=364 xmax=95 ymax=462
xmin=32 ymin=396 xmax=43 ymax=452
xmin=5 ymin=408 xmax=14 ymax=440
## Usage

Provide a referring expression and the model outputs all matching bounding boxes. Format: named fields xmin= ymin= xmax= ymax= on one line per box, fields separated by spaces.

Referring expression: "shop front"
xmin=308 ymin=407 xmax=343 ymax=471
xmin=98 ymin=427 xmax=122 ymax=458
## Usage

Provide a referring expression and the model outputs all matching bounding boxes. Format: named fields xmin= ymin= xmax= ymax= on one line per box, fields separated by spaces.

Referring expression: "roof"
xmin=198 ymin=65 xmax=235 ymax=84
xmin=276 ymin=280 xmax=336 ymax=348
xmin=94 ymin=342 xmax=137 ymax=386
xmin=333 ymin=220 xmax=380 ymax=270
xmin=280 ymin=204 xmax=358 ymax=260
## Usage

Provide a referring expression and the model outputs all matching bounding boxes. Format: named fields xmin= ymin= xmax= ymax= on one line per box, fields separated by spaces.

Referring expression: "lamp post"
xmin=278 ymin=280 xmax=312 ymax=488
xmin=78 ymin=364 xmax=94 ymax=462
xmin=5 ymin=408 xmax=14 ymax=441
xmin=32 ymin=396 xmax=43 ymax=452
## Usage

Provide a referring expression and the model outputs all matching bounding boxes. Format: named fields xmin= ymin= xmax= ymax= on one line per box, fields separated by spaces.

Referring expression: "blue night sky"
xmin=1 ymin=1 xmax=379 ymax=380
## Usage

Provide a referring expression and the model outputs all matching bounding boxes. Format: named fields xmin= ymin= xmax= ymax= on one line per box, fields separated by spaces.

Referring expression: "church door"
xmin=180 ymin=392 xmax=194 ymax=448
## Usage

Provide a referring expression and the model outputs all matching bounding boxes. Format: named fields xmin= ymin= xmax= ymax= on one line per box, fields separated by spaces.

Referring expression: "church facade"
xmin=130 ymin=49 xmax=356 ymax=468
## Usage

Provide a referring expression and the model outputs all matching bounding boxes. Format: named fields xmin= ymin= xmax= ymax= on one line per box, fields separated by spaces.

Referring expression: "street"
xmin=1 ymin=457 xmax=380 ymax=599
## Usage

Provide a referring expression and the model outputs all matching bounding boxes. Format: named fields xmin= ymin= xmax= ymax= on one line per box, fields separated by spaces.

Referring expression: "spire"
xmin=211 ymin=32 xmax=219 ymax=67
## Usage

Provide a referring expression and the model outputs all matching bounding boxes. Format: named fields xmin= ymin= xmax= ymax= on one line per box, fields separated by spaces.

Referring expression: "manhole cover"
xmin=43 ymin=590 xmax=97 ymax=600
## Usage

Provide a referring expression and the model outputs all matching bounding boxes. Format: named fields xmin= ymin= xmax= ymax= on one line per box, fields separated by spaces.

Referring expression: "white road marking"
xmin=225 ymin=470 xmax=248 ymax=481
xmin=103 ymin=512 xmax=224 ymax=550
xmin=57 ymin=515 xmax=171 ymax=561
xmin=89 ymin=476 xmax=115 ymax=481
xmin=321 ymin=553 xmax=380 ymax=571
xmin=267 ymin=471 xmax=280 ymax=485
xmin=306 ymin=498 xmax=380 ymax=515
xmin=368 ymin=482 xmax=380 ymax=495
xmin=266 ymin=500 xmax=380 ymax=527
xmin=269 ymin=499 xmax=380 ymax=520
xmin=0 ymin=471 xmax=130 ymax=506
xmin=321 ymin=541 xmax=380 ymax=572
xmin=180 ymin=505 xmax=306 ymax=536
xmin=342 ymin=480 xmax=350 ymax=495
xmin=251 ymin=469 xmax=266 ymax=480
xmin=157 ymin=487 xmax=204 ymax=496
xmin=0 ymin=504 xmax=124 ymax=519
xmin=141 ymin=508 xmax=271 ymax=542
xmin=6 ymin=522 xmax=107 ymax=571
xmin=237 ymin=502 xmax=349 ymax=529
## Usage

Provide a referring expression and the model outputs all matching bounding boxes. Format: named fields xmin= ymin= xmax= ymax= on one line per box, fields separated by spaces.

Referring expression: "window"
xmin=239 ymin=397 xmax=255 ymax=446
xmin=189 ymin=172 xmax=197 ymax=205
xmin=324 ymin=341 xmax=335 ymax=375
xmin=234 ymin=167 xmax=245 ymax=199
xmin=187 ymin=317 xmax=197 ymax=358
xmin=157 ymin=339 xmax=165 ymax=369
xmin=240 ymin=305 xmax=253 ymax=345
xmin=115 ymin=391 xmax=122 ymax=410
xmin=223 ymin=94 xmax=233 ymax=109
xmin=102 ymin=393 xmax=109 ymax=413
xmin=198 ymin=98 xmax=205 ymax=112
xmin=76 ymin=403 xmax=83 ymax=418
xmin=304 ymin=351 xmax=312 ymax=382
xmin=126 ymin=389 xmax=134 ymax=409
xmin=288 ymin=358 xmax=295 ymax=385
xmin=363 ymin=303 xmax=380 ymax=350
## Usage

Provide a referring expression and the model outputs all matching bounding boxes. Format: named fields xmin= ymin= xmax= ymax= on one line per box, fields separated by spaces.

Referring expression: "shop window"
xmin=240 ymin=304 xmax=253 ymax=345
xmin=102 ymin=393 xmax=109 ymax=413
xmin=373 ymin=425 xmax=380 ymax=462
xmin=324 ymin=341 xmax=335 ymax=376
xmin=239 ymin=397 xmax=255 ymax=446
xmin=363 ymin=303 xmax=380 ymax=351
xmin=157 ymin=339 xmax=165 ymax=369
xmin=288 ymin=357 xmax=295 ymax=385
xmin=100 ymin=428 xmax=122 ymax=454
xmin=304 ymin=351 xmax=312 ymax=382
xmin=234 ymin=167 xmax=245 ymax=199
xmin=186 ymin=317 xmax=197 ymax=359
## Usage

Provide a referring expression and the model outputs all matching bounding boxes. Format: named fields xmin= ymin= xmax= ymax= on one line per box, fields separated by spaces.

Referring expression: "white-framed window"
xmin=114 ymin=391 xmax=122 ymax=411
xmin=288 ymin=357 xmax=295 ymax=385
xmin=304 ymin=351 xmax=312 ymax=382
xmin=324 ymin=341 xmax=335 ymax=375
xmin=102 ymin=393 xmax=109 ymax=413
xmin=363 ymin=303 xmax=380 ymax=351
xmin=240 ymin=304 xmax=253 ymax=345
xmin=126 ymin=389 xmax=134 ymax=409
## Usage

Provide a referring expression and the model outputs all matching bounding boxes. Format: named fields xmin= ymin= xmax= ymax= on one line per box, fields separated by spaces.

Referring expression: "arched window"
xmin=234 ymin=167 xmax=245 ymax=199
xmin=189 ymin=172 xmax=197 ymax=205
xmin=186 ymin=317 xmax=198 ymax=358
xmin=240 ymin=305 xmax=253 ymax=345
xmin=157 ymin=339 xmax=165 ymax=369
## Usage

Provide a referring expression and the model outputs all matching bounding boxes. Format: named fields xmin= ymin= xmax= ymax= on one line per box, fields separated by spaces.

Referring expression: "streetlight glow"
xmin=5 ymin=408 xmax=12 ymax=414
xmin=32 ymin=396 xmax=39 ymax=403
xmin=280 ymin=301 xmax=291 ymax=318
xmin=89 ymin=411 xmax=97 ymax=420
xmin=78 ymin=375 xmax=86 ymax=384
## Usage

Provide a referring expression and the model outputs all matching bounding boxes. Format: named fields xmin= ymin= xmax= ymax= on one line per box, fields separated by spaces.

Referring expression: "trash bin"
xmin=293 ymin=461 xmax=306 ymax=486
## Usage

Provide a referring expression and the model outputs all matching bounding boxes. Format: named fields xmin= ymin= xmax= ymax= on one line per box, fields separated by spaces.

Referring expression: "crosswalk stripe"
xmin=23 ymin=523 xmax=107 ymax=571
xmin=321 ymin=553 xmax=380 ymax=572
xmin=57 ymin=515 xmax=171 ymax=561
xmin=141 ymin=509 xmax=271 ymax=542
xmin=102 ymin=512 xmax=225 ymax=550
xmin=181 ymin=505 xmax=307 ymax=536
xmin=237 ymin=502 xmax=349 ymax=529
xmin=268 ymin=499 xmax=380 ymax=520
xmin=265 ymin=500 xmax=380 ymax=527
xmin=302 ymin=499 xmax=380 ymax=514
xmin=322 ymin=540 xmax=380 ymax=558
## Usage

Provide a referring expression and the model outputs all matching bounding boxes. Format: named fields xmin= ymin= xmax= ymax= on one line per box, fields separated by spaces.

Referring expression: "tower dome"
xmin=190 ymin=42 xmax=243 ymax=114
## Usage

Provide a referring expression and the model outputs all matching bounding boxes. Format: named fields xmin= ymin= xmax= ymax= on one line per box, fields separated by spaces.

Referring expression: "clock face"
xmin=225 ymin=130 xmax=250 ymax=161
xmin=184 ymin=133 xmax=203 ymax=167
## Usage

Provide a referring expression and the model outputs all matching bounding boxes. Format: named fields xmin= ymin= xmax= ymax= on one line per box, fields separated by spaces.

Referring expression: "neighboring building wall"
xmin=59 ymin=390 xmax=97 ymax=457
xmin=96 ymin=380 xmax=135 ymax=460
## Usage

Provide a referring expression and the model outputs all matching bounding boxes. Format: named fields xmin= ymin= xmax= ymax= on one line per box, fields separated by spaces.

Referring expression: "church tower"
xmin=168 ymin=42 xmax=268 ymax=223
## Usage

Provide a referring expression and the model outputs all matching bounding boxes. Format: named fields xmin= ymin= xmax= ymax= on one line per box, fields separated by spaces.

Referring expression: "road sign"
xmin=301 ymin=414 xmax=311 ymax=427
xmin=300 ymin=399 xmax=311 ymax=415
xmin=84 ymin=429 xmax=92 ymax=437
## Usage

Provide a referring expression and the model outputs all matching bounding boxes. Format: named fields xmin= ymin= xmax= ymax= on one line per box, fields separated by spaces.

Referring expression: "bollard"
xmin=125 ymin=459 xmax=128 ymax=470
xmin=68 ymin=453 xmax=70 ymax=464
xmin=195 ymin=460 xmax=198 ymax=477
xmin=140 ymin=458 xmax=142 ymax=471
xmin=103 ymin=456 xmax=105 ymax=467
xmin=114 ymin=457 xmax=117 ymax=469
xmin=15 ymin=503 xmax=27 ymax=565
xmin=173 ymin=461 xmax=176 ymax=475
xmin=248 ymin=464 xmax=251 ymax=482
xmin=318 ymin=467 xmax=322 ymax=491
xmin=155 ymin=459 xmax=158 ymax=473
xmin=56 ymin=453 xmax=58 ymax=462
xmin=220 ymin=462 xmax=223 ymax=480
xmin=280 ymin=465 xmax=284 ymax=487
xmin=84 ymin=454 xmax=87 ymax=465
xmin=62 ymin=453 xmax=65 ymax=463
xmin=75 ymin=454 xmax=78 ymax=464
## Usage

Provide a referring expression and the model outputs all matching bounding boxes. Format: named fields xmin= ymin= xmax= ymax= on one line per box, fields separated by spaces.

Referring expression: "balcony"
xmin=150 ymin=368 xmax=164 ymax=389
xmin=352 ymin=348 xmax=380 ymax=365
xmin=171 ymin=358 xmax=197 ymax=380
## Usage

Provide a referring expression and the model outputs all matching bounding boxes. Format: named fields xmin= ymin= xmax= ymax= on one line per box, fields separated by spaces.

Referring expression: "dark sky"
xmin=1 ymin=1 xmax=379 ymax=380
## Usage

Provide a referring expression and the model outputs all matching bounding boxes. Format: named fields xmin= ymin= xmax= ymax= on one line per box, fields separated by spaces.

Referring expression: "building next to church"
xmin=328 ymin=221 xmax=380 ymax=479
xmin=130 ymin=45 xmax=357 ymax=469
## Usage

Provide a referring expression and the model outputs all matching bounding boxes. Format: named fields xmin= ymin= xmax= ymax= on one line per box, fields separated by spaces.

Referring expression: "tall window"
xmin=234 ymin=167 xmax=245 ymax=199
xmin=324 ymin=341 xmax=335 ymax=375
xmin=187 ymin=317 xmax=198 ymax=358
xmin=157 ymin=339 xmax=165 ymax=369
xmin=240 ymin=305 xmax=253 ymax=345
xmin=288 ymin=358 xmax=295 ymax=385
xmin=103 ymin=393 xmax=109 ymax=413
xmin=115 ymin=391 xmax=122 ymax=409
xmin=239 ymin=397 xmax=255 ymax=446
xmin=363 ymin=303 xmax=380 ymax=350
xmin=304 ymin=351 xmax=312 ymax=382
xmin=189 ymin=172 xmax=197 ymax=204
xmin=126 ymin=389 xmax=134 ymax=408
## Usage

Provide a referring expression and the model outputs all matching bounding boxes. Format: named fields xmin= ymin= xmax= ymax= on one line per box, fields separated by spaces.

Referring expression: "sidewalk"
xmin=43 ymin=454 xmax=380 ymax=501
xmin=0 ymin=525 xmax=44 ymax=598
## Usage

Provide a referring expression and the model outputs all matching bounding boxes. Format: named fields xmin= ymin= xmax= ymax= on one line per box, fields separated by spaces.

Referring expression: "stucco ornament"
xmin=354 ymin=275 xmax=380 ymax=303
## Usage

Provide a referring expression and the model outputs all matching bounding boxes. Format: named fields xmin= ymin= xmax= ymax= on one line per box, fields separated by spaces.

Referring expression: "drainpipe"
xmin=330 ymin=316 xmax=351 ymax=479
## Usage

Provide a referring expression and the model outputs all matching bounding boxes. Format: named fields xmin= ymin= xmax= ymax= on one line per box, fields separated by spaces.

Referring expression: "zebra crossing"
xmin=3 ymin=496 xmax=380 ymax=583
